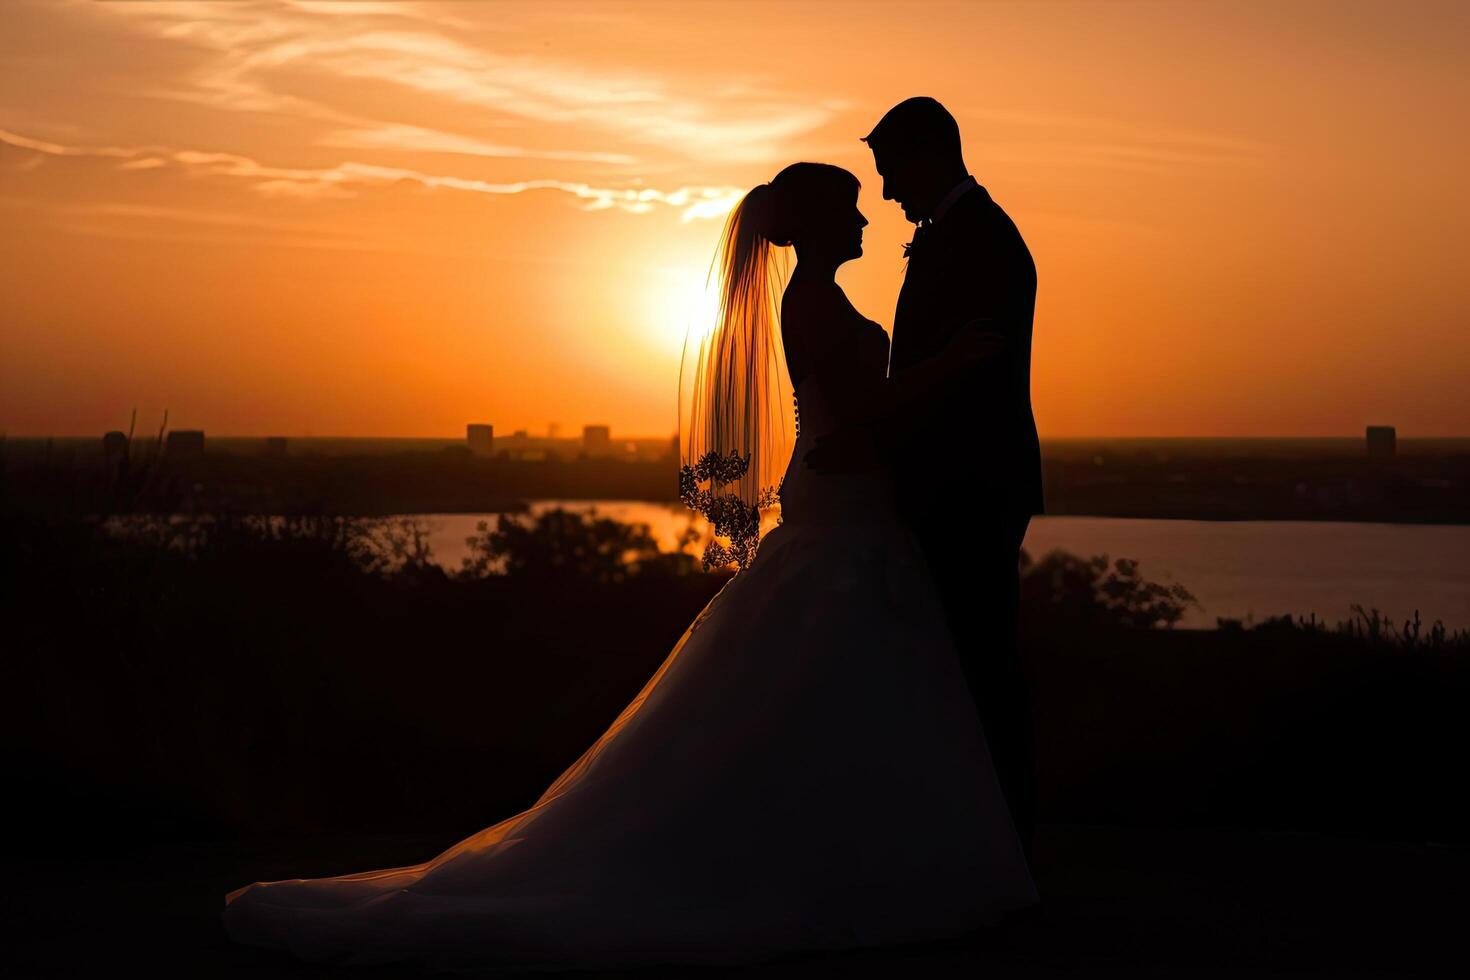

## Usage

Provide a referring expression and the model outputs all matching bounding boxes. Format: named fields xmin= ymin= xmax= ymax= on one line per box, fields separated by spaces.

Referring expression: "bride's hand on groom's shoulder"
xmin=803 ymin=425 xmax=882 ymax=474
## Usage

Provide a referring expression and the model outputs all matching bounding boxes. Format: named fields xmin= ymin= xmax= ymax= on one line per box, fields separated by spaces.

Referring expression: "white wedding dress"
xmin=222 ymin=369 xmax=1038 ymax=972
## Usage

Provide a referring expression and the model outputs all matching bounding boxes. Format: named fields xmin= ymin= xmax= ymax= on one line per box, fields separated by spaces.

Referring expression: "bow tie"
xmin=902 ymin=219 xmax=933 ymax=259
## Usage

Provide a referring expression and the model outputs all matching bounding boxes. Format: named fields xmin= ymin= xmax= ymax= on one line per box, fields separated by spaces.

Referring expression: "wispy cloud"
xmin=4 ymin=191 xmax=577 ymax=261
xmin=2 ymin=189 xmax=375 ymax=250
xmin=58 ymin=201 xmax=355 ymax=236
xmin=0 ymin=128 xmax=137 ymax=159
xmin=275 ymin=1 xmax=480 ymax=31
xmin=316 ymin=122 xmax=636 ymax=165
xmin=0 ymin=127 xmax=743 ymax=219
xmin=47 ymin=220 xmax=394 ymax=255
xmin=86 ymin=0 xmax=829 ymax=163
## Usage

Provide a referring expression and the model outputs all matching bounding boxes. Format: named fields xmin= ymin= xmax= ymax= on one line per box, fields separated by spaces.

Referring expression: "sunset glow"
xmin=2 ymin=0 xmax=1467 ymax=438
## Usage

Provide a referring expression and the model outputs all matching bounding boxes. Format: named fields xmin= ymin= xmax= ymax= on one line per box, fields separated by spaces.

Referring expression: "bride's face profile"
xmin=796 ymin=188 xmax=867 ymax=268
xmin=837 ymin=192 xmax=869 ymax=263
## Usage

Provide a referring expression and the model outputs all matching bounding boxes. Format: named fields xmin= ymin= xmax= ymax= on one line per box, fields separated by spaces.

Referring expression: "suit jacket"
xmin=876 ymin=182 xmax=1044 ymax=532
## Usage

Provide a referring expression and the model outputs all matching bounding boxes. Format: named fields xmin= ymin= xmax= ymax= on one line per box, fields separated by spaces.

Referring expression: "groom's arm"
xmin=865 ymin=319 xmax=1002 ymax=446
xmin=867 ymin=248 xmax=1018 ymax=465
xmin=866 ymin=329 xmax=1004 ymax=465
xmin=803 ymin=312 xmax=1007 ymax=474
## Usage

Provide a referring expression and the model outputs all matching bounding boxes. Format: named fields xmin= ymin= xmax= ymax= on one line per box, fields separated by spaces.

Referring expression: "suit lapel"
xmin=892 ymin=226 xmax=946 ymax=372
xmin=891 ymin=183 xmax=997 ymax=373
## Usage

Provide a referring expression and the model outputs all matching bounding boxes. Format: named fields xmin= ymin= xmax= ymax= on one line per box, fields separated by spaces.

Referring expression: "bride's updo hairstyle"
xmin=742 ymin=162 xmax=861 ymax=249
xmin=679 ymin=163 xmax=860 ymax=572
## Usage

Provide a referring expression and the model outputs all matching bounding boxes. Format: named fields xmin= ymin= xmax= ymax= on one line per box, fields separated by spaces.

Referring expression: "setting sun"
xmin=642 ymin=249 xmax=728 ymax=364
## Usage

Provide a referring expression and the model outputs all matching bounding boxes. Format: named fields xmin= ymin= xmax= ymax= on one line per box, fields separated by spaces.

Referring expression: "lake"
xmin=411 ymin=502 xmax=1470 ymax=633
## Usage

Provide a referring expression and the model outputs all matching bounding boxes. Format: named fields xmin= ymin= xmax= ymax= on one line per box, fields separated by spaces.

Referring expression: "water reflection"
xmin=414 ymin=506 xmax=1470 ymax=632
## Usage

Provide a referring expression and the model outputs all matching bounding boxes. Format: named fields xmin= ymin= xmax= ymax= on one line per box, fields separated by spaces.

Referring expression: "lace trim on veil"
xmin=678 ymin=390 xmax=802 ymax=573
xmin=679 ymin=450 xmax=782 ymax=572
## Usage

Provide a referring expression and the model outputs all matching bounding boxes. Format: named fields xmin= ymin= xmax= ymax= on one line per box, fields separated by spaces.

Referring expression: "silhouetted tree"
xmin=458 ymin=507 xmax=669 ymax=583
xmin=1019 ymin=548 xmax=1199 ymax=630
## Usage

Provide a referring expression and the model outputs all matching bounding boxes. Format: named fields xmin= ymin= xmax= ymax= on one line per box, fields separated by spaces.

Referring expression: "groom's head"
xmin=862 ymin=97 xmax=968 ymax=224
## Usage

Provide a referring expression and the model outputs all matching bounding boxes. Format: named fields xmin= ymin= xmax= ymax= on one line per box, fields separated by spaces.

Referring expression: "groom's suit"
xmin=875 ymin=178 xmax=1043 ymax=860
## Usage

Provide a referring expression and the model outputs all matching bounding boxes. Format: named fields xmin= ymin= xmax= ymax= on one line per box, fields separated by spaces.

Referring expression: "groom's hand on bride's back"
xmin=804 ymin=425 xmax=882 ymax=474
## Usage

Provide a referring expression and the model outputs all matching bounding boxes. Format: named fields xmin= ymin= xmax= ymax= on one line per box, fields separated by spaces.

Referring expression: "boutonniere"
xmin=902 ymin=221 xmax=932 ymax=259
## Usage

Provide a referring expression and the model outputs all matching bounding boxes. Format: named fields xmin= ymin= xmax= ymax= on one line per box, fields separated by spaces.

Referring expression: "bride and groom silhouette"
xmin=223 ymin=96 xmax=1045 ymax=971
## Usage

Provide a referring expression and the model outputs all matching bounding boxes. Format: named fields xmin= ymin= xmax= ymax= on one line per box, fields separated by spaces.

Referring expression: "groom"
xmin=807 ymin=97 xmax=1044 ymax=866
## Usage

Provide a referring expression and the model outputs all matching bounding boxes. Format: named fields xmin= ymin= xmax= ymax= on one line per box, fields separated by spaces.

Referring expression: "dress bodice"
xmin=777 ymin=316 xmax=897 ymax=529
xmin=787 ymin=312 xmax=887 ymax=443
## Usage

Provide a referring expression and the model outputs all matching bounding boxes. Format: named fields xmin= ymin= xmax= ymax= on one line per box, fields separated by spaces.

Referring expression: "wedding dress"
xmin=222 ymin=341 xmax=1038 ymax=971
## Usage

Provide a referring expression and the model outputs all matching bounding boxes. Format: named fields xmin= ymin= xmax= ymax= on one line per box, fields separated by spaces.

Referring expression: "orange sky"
xmin=2 ymin=0 xmax=1467 ymax=438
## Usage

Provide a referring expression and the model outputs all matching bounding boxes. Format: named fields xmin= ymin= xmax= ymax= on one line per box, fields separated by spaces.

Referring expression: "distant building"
xmin=583 ymin=424 xmax=612 ymax=456
xmin=264 ymin=436 xmax=288 ymax=457
xmin=467 ymin=423 xmax=494 ymax=457
xmin=1366 ymin=425 xmax=1396 ymax=459
xmin=166 ymin=429 xmax=205 ymax=457
xmin=498 ymin=429 xmax=534 ymax=461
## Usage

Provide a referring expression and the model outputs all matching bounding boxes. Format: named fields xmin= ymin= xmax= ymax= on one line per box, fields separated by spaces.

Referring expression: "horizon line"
xmin=7 ymin=433 xmax=1470 ymax=442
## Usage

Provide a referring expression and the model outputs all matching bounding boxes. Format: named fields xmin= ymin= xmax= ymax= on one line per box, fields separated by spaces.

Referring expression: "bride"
xmin=222 ymin=162 xmax=1038 ymax=971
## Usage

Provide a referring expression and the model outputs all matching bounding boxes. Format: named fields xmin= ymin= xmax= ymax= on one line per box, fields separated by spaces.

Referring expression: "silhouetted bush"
xmin=458 ymin=507 xmax=697 ymax=582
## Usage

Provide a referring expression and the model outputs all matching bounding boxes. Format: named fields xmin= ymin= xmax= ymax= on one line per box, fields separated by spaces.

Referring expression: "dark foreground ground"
xmin=4 ymin=824 xmax=1463 ymax=978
